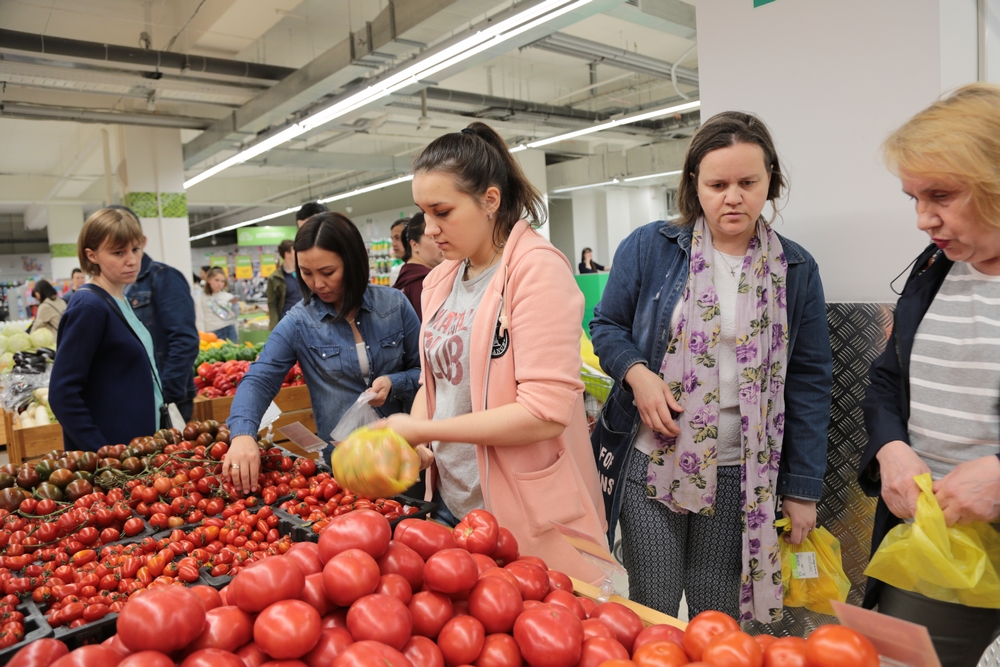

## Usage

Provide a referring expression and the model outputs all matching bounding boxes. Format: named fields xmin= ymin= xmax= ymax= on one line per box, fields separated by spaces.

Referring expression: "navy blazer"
xmin=50 ymin=285 xmax=158 ymax=452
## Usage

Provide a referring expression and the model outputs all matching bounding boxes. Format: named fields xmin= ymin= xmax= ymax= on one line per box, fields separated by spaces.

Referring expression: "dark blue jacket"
xmin=859 ymin=244 xmax=953 ymax=608
xmin=50 ymin=285 xmax=158 ymax=452
xmin=589 ymin=221 xmax=833 ymax=545
xmin=124 ymin=254 xmax=199 ymax=404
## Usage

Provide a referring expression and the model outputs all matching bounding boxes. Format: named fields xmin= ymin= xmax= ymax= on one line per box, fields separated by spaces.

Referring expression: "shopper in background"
xmin=223 ymin=212 xmax=422 ymax=492
xmin=380 ymin=122 xmax=607 ymax=581
xmin=30 ymin=279 xmax=67 ymax=340
xmin=296 ymin=201 xmax=328 ymax=228
xmin=388 ymin=218 xmax=408 ymax=287
xmin=578 ymin=247 xmax=606 ymax=274
xmin=267 ymin=239 xmax=303 ymax=329
xmin=590 ymin=112 xmax=832 ymax=624
xmin=51 ymin=208 xmax=163 ymax=452
xmin=394 ymin=212 xmax=445 ymax=319
xmin=860 ymin=83 xmax=1000 ymax=666
xmin=196 ymin=267 xmax=239 ymax=342
xmin=63 ymin=268 xmax=85 ymax=305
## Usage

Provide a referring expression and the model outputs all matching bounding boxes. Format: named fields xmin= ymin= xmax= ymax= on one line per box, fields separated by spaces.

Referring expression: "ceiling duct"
xmin=0 ymin=102 xmax=214 ymax=129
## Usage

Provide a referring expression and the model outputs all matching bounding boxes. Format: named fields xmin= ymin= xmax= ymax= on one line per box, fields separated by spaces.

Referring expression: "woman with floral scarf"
xmin=590 ymin=112 xmax=833 ymax=624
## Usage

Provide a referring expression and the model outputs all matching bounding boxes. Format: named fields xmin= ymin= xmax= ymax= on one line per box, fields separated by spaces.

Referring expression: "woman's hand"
xmin=377 ymin=413 xmax=431 ymax=448
xmin=781 ymin=498 xmax=817 ymax=545
xmin=222 ymin=435 xmax=262 ymax=494
xmin=415 ymin=445 xmax=434 ymax=471
xmin=876 ymin=440 xmax=931 ymax=519
xmin=933 ymin=455 xmax=1000 ymax=525
xmin=624 ymin=364 xmax=683 ymax=437
xmin=369 ymin=376 xmax=392 ymax=408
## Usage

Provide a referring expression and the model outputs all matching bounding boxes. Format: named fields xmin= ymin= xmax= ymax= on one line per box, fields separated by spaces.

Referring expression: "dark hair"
xmin=412 ymin=121 xmax=545 ymax=246
xmin=402 ymin=212 xmax=427 ymax=262
xmin=294 ymin=212 xmax=368 ymax=320
xmin=580 ymin=247 xmax=592 ymax=263
xmin=390 ymin=218 xmax=408 ymax=231
xmin=192 ymin=273 xmax=200 ymax=285
xmin=676 ymin=111 xmax=787 ymax=227
xmin=33 ymin=280 xmax=58 ymax=302
xmin=277 ymin=239 xmax=294 ymax=261
xmin=296 ymin=202 xmax=329 ymax=223
xmin=201 ymin=265 xmax=211 ymax=274
xmin=71 ymin=268 xmax=83 ymax=277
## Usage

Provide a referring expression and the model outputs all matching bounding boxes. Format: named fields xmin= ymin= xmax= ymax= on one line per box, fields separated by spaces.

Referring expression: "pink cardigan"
xmin=420 ymin=221 xmax=607 ymax=582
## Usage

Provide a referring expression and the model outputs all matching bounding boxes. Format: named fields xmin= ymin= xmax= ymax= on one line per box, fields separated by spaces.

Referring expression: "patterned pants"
xmin=619 ymin=450 xmax=743 ymax=620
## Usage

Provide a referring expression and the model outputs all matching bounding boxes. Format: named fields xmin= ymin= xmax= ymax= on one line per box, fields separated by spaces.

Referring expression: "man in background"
xmin=388 ymin=218 xmax=408 ymax=287
xmin=63 ymin=268 xmax=86 ymax=305
xmin=296 ymin=202 xmax=328 ymax=228
xmin=267 ymin=239 xmax=302 ymax=330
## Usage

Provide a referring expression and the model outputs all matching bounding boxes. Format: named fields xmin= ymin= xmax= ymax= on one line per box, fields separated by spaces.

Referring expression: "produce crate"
xmin=4 ymin=415 xmax=63 ymax=465
xmin=571 ymin=577 xmax=687 ymax=630
xmin=0 ymin=599 xmax=53 ymax=664
xmin=0 ymin=410 xmax=7 ymax=448
xmin=193 ymin=384 xmax=311 ymax=425
xmin=51 ymin=611 xmax=119 ymax=651
xmin=283 ymin=495 xmax=437 ymax=544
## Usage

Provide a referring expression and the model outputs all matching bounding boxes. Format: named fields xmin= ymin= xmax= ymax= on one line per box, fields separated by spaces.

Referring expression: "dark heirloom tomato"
xmin=394 ymin=519 xmax=458 ymax=560
xmin=453 ymin=509 xmax=499 ymax=554
xmin=319 ymin=510 xmax=391 ymax=562
xmin=409 ymin=591 xmax=454 ymax=639
xmin=513 ymin=604 xmax=584 ymax=667
xmin=468 ymin=576 xmax=522 ymax=634
xmin=347 ymin=594 xmax=413 ymax=651
xmin=437 ymin=615 xmax=486 ymax=667
xmin=117 ymin=585 xmax=207 ymax=654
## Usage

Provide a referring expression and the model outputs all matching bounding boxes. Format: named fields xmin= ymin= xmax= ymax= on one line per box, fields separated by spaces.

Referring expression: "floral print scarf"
xmin=647 ymin=217 xmax=789 ymax=623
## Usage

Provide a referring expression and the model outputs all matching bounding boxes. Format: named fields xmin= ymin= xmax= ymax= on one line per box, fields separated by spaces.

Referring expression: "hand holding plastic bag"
xmin=865 ymin=472 xmax=1000 ymax=608
xmin=330 ymin=425 xmax=420 ymax=499
xmin=776 ymin=517 xmax=851 ymax=615
xmin=330 ymin=390 xmax=380 ymax=443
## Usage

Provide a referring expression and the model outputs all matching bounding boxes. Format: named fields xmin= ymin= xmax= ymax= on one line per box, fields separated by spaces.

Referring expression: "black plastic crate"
xmin=281 ymin=495 xmax=436 ymax=543
xmin=51 ymin=611 xmax=118 ymax=651
xmin=0 ymin=599 xmax=54 ymax=665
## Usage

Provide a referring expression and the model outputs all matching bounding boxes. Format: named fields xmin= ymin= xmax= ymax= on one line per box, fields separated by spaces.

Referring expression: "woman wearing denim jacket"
xmin=223 ymin=213 xmax=422 ymax=493
xmin=590 ymin=112 xmax=832 ymax=624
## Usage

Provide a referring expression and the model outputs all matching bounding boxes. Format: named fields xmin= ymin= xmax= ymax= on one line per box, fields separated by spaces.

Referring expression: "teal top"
xmin=114 ymin=296 xmax=163 ymax=424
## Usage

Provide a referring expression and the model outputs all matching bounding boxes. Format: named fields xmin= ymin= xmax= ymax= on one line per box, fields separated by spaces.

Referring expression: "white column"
xmin=24 ymin=204 xmax=84 ymax=280
xmin=514 ymin=149 xmax=550 ymax=240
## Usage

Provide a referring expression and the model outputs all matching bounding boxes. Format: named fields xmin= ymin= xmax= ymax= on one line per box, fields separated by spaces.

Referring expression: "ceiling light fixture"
xmin=551 ymin=179 xmax=620 ymax=194
xmin=509 ymin=144 xmax=528 ymax=153
xmin=319 ymin=174 xmax=414 ymax=204
xmin=526 ymin=100 xmax=700 ymax=149
xmin=183 ymin=0 xmax=594 ymax=190
xmin=189 ymin=205 xmax=299 ymax=241
xmin=622 ymin=169 xmax=683 ymax=182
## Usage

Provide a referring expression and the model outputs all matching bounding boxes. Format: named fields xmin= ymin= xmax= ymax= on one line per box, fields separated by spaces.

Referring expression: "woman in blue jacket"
xmin=51 ymin=208 xmax=165 ymax=452
xmin=224 ymin=212 xmax=422 ymax=493
xmin=590 ymin=112 xmax=832 ymax=624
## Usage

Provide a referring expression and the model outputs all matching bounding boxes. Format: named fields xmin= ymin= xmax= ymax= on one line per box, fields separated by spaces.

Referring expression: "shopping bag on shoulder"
xmin=776 ymin=517 xmax=851 ymax=615
xmin=864 ymin=473 xmax=1000 ymax=608
xmin=329 ymin=426 xmax=420 ymax=499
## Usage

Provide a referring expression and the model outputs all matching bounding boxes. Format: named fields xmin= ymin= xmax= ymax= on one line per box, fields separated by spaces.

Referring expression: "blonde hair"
xmin=78 ymin=208 xmax=144 ymax=276
xmin=884 ymin=83 xmax=1000 ymax=229
xmin=204 ymin=267 xmax=227 ymax=295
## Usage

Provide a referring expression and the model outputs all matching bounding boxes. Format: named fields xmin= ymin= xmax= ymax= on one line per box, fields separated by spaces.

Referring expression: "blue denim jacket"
xmin=228 ymin=284 xmax=422 ymax=444
xmin=124 ymin=254 xmax=200 ymax=405
xmin=590 ymin=221 xmax=833 ymax=543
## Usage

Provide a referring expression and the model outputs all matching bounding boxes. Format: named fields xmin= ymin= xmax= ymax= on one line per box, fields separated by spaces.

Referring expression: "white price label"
xmin=791 ymin=551 xmax=819 ymax=579
xmin=260 ymin=401 xmax=282 ymax=430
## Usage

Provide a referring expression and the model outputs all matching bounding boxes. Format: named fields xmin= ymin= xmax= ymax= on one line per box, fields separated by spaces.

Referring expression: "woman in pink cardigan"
xmin=383 ymin=122 xmax=606 ymax=581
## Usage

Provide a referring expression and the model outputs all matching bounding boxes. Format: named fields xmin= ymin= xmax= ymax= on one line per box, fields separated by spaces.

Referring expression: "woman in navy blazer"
xmin=50 ymin=208 xmax=163 ymax=452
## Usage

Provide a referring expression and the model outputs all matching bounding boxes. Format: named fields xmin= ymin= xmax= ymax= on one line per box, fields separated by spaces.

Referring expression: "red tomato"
xmin=472 ymin=553 xmax=499 ymax=576
xmin=424 ymin=549 xmax=479 ymax=596
xmin=468 ymin=576 xmax=523 ymax=634
xmin=409 ymin=591 xmax=455 ymax=639
xmin=186 ymin=605 xmax=255 ymax=654
xmin=544 ymin=589 xmax=586 ymax=620
xmin=255 ymin=600 xmax=322 ymax=660
xmin=286 ymin=542 xmax=323 ymax=576
xmin=503 ymin=562 xmax=549 ymax=601
xmin=304 ymin=628 xmax=354 ymax=667
xmin=322 ymin=609 xmax=349 ymax=630
xmin=237 ymin=642 xmax=272 ymax=667
xmin=180 ymin=649 xmax=246 ymax=667
xmin=579 ymin=597 xmax=597 ymax=618
xmin=633 ymin=625 xmax=686 ymax=654
xmin=119 ymin=652 xmax=175 ymax=667
xmin=762 ymin=637 xmax=806 ymax=667
xmin=514 ymin=555 xmax=548 ymax=570
xmin=377 ymin=573 xmax=414 ymax=605
xmin=577 ymin=636 xmax=629 ymax=667
xmin=453 ymin=509 xmax=500 ymax=554
xmin=6 ymin=638 xmax=69 ymax=667
xmin=754 ymin=636 xmax=776 ymax=651
xmin=588 ymin=602 xmax=643 ymax=653
xmin=632 ymin=641 xmax=690 ymax=667
xmin=437 ymin=615 xmax=486 ymax=667
xmin=404 ymin=636 xmax=446 ymax=667
xmin=347 ymin=594 xmax=413 ymax=651
xmin=189 ymin=585 xmax=223 ymax=612
xmin=117 ymin=585 xmax=207 ymax=654
xmin=513 ymin=604 xmax=584 ymax=667
xmin=333 ymin=641 xmax=414 ymax=667
xmin=377 ymin=541 xmax=425 ymax=591
xmin=702 ymin=630 xmax=763 ymax=667
xmin=546 ymin=569 xmax=573 ymax=592
xmin=488 ymin=528 xmax=519 ymax=566
xmin=300 ymin=572 xmax=334 ymax=616
xmin=323 ymin=549 xmax=380 ymax=607
xmin=319 ymin=510 xmax=391 ymax=562
xmin=683 ymin=610 xmax=740 ymax=661
xmin=49 ymin=645 xmax=123 ymax=667
xmin=394 ymin=519 xmax=458 ymax=561
xmin=804 ymin=626 xmax=878 ymax=667
xmin=478 ymin=567 xmax=523 ymax=595
xmin=474 ymin=634 xmax=522 ymax=667
xmin=582 ymin=618 xmax=616 ymax=641
xmin=229 ymin=555 xmax=306 ymax=612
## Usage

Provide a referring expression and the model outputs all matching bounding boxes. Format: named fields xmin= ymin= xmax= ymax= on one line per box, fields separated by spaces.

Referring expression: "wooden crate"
xmin=5 ymin=413 xmax=63 ymax=465
xmin=193 ymin=384 xmax=311 ymax=423
xmin=571 ymin=577 xmax=687 ymax=630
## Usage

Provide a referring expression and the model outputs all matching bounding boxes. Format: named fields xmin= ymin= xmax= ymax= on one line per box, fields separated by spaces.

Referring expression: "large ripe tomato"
xmin=804 ymin=626 xmax=878 ymax=667
xmin=632 ymin=641 xmax=690 ymax=667
xmin=186 ymin=605 xmax=254 ymax=653
xmin=49 ymin=646 xmax=124 ymax=667
xmin=378 ymin=573 xmax=414 ymax=605
xmin=762 ymin=637 xmax=806 ymax=667
xmin=237 ymin=642 xmax=272 ymax=667
xmin=189 ymin=585 xmax=223 ymax=612
xmin=453 ymin=509 xmax=500 ymax=554
xmin=180 ymin=649 xmax=246 ymax=667
xmin=468 ymin=576 xmax=523 ymax=634
xmin=117 ymin=585 xmax=207 ymax=653
xmin=512 ymin=603 xmax=584 ymax=667
xmin=304 ymin=628 xmax=354 ymax=667
xmin=118 ymin=652 xmax=175 ymax=667
xmin=333 ymin=641 xmax=414 ymax=667
xmin=702 ymin=630 xmax=763 ymax=667
xmin=424 ymin=549 xmax=479 ymax=596
xmin=394 ymin=519 xmax=458 ymax=560
xmin=479 ymin=567 xmax=523 ymax=595
xmin=347 ymin=594 xmax=413 ymax=651
xmin=582 ymin=619 xmax=615 ymax=641
xmin=503 ymin=562 xmax=549 ymax=601
xmin=577 ymin=636 xmax=630 ymax=667
xmin=255 ymin=600 xmax=322 ymax=659
xmin=323 ymin=609 xmax=349 ymax=630
xmin=683 ymin=610 xmax=740 ymax=660
xmin=286 ymin=542 xmax=324 ymax=575
xmin=472 ymin=553 xmax=499 ymax=576
xmin=489 ymin=528 xmax=519 ymax=566
xmin=409 ymin=591 xmax=455 ymax=639
xmin=322 ymin=547 xmax=380 ymax=605
xmin=589 ymin=602 xmax=644 ymax=653
xmin=378 ymin=541 xmax=425 ymax=591
xmin=633 ymin=624 xmax=686 ymax=654
xmin=7 ymin=639 xmax=69 ymax=667
xmin=547 ymin=570 xmax=573 ymax=592
xmin=475 ymin=634 xmax=522 ymax=667
xmin=319 ymin=510 xmax=391 ymax=562
xmin=229 ymin=555 xmax=306 ymax=613
xmin=301 ymin=572 xmax=335 ymax=616
xmin=437 ymin=615 xmax=486 ymax=667
xmin=403 ymin=636 xmax=446 ymax=667
xmin=543 ymin=590 xmax=586 ymax=620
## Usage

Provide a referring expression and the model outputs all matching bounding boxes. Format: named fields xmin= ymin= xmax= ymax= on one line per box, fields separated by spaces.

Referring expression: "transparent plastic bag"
xmin=330 ymin=390 xmax=380 ymax=443
xmin=865 ymin=473 xmax=1000 ymax=608
xmin=329 ymin=426 xmax=420 ymax=499
xmin=776 ymin=517 xmax=851 ymax=615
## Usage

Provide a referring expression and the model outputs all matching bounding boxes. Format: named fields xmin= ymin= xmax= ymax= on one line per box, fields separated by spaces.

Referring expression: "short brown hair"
xmin=277 ymin=240 xmax=294 ymax=261
xmin=78 ymin=208 xmax=144 ymax=276
xmin=884 ymin=83 xmax=1000 ymax=230
xmin=204 ymin=267 xmax=227 ymax=295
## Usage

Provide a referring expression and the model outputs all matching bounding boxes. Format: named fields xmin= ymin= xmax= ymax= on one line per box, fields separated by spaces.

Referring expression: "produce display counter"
xmin=570 ymin=577 xmax=687 ymax=630
xmin=2 ymin=409 xmax=62 ymax=465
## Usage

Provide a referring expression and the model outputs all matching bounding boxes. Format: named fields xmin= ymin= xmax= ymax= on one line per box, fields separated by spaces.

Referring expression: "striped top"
xmin=908 ymin=261 xmax=1000 ymax=479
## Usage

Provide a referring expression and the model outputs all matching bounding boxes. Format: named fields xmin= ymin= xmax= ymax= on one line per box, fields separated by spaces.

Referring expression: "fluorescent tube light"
xmin=551 ymin=179 xmax=620 ymax=194
xmin=623 ymin=169 xmax=682 ymax=182
xmin=319 ymin=174 xmax=414 ymax=204
xmin=526 ymin=100 xmax=700 ymax=149
xmin=189 ymin=206 xmax=298 ymax=241
xmin=509 ymin=144 xmax=528 ymax=153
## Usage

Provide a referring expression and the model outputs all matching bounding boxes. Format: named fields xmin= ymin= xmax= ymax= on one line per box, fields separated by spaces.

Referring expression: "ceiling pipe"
xmin=529 ymin=32 xmax=699 ymax=86
xmin=0 ymin=29 xmax=295 ymax=82
xmin=0 ymin=102 xmax=214 ymax=129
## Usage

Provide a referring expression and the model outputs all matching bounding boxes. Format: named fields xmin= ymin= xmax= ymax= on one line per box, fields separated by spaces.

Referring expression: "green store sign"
xmin=237 ymin=226 xmax=297 ymax=246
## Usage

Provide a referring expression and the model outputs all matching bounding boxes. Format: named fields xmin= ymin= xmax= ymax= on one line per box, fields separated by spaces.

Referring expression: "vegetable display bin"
xmin=575 ymin=273 xmax=609 ymax=337
xmin=193 ymin=384 xmax=317 ymax=457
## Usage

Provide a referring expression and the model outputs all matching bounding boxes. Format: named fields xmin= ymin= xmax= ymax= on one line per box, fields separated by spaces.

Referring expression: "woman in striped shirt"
xmin=861 ymin=83 xmax=1000 ymax=666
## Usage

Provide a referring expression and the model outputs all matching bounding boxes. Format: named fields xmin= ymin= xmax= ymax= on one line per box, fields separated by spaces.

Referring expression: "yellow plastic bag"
xmin=776 ymin=517 xmax=851 ymax=615
xmin=329 ymin=426 xmax=420 ymax=499
xmin=864 ymin=473 xmax=1000 ymax=608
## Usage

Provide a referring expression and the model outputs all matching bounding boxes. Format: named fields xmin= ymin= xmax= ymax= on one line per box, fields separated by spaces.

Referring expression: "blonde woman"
xmin=196 ymin=267 xmax=239 ymax=341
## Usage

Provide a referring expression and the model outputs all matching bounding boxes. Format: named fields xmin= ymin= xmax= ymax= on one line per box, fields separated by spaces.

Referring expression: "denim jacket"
xmin=124 ymin=254 xmax=200 ymax=405
xmin=228 ymin=284 xmax=422 ymax=444
xmin=590 ymin=221 xmax=833 ymax=543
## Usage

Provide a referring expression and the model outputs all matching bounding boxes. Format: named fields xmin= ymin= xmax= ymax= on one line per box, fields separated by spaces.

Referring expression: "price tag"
xmin=260 ymin=401 xmax=282 ymax=430
xmin=790 ymin=551 xmax=819 ymax=579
